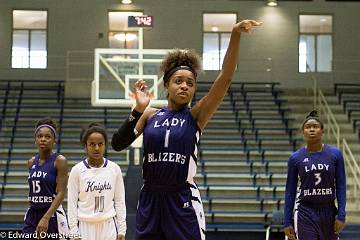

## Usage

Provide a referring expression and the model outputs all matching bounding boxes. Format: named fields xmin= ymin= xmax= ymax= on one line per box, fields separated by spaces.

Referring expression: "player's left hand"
xmin=334 ymin=218 xmax=345 ymax=234
xmin=117 ymin=234 xmax=125 ymax=240
xmin=36 ymin=217 xmax=49 ymax=239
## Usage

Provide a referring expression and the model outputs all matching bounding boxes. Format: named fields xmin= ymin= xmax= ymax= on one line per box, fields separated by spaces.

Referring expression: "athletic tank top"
xmin=142 ymin=107 xmax=200 ymax=186
xmin=28 ymin=153 xmax=58 ymax=209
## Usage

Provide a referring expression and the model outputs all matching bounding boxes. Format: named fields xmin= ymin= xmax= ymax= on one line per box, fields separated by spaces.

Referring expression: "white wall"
xmin=0 ymin=0 xmax=359 ymax=97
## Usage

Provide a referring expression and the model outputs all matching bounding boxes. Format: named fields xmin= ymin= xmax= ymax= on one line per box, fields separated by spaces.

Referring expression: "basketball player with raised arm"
xmin=111 ymin=20 xmax=262 ymax=240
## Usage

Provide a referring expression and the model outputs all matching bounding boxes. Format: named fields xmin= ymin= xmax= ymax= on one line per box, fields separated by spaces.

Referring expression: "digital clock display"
xmin=128 ymin=16 xmax=153 ymax=28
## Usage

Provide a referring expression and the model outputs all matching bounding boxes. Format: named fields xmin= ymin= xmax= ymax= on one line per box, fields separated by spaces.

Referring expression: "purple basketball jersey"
xmin=295 ymin=145 xmax=337 ymax=203
xmin=284 ymin=144 xmax=346 ymax=227
xmin=28 ymin=153 xmax=58 ymax=209
xmin=142 ymin=107 xmax=200 ymax=185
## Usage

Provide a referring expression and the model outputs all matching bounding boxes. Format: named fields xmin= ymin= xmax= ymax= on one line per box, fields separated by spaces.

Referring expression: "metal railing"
xmin=314 ymin=77 xmax=360 ymax=201
xmin=343 ymin=138 xmax=360 ymax=200
xmin=317 ymin=89 xmax=340 ymax=148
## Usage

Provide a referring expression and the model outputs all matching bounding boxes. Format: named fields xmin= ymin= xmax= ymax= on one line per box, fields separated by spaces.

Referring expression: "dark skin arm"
xmin=334 ymin=219 xmax=345 ymax=235
xmin=35 ymin=155 xmax=68 ymax=237
xmin=133 ymin=80 xmax=159 ymax=136
xmin=117 ymin=233 xmax=125 ymax=240
xmin=191 ymin=20 xmax=263 ymax=131
xmin=284 ymin=225 xmax=296 ymax=240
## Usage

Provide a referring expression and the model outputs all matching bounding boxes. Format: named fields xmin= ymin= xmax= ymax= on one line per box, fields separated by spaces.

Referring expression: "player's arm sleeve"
xmin=111 ymin=109 xmax=142 ymax=151
xmin=284 ymin=155 xmax=298 ymax=227
xmin=114 ymin=166 xmax=127 ymax=236
xmin=335 ymin=150 xmax=346 ymax=222
xmin=67 ymin=166 xmax=80 ymax=236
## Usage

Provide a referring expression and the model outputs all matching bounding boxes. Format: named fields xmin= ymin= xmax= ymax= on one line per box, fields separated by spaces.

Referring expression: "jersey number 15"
xmin=32 ymin=180 xmax=41 ymax=193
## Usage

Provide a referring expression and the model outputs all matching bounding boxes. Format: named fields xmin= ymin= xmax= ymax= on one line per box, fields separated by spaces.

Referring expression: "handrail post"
xmin=313 ymin=76 xmax=317 ymax=109
xmin=336 ymin=125 xmax=340 ymax=148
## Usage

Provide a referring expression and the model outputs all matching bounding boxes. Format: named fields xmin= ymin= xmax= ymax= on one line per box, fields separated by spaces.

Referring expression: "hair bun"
xmin=88 ymin=122 xmax=101 ymax=128
xmin=306 ymin=110 xmax=319 ymax=118
xmin=80 ymin=122 xmax=107 ymax=146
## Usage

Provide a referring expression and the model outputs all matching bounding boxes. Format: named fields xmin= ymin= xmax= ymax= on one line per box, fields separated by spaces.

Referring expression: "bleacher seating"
xmin=2 ymin=80 xmax=360 ymax=238
xmin=1 ymin=81 xmax=64 ymax=223
xmin=0 ymin=80 xmax=312 ymax=239
xmin=334 ymin=83 xmax=360 ymax=141
xmin=0 ymin=81 xmax=130 ymax=223
xmin=192 ymin=81 xmax=299 ymax=236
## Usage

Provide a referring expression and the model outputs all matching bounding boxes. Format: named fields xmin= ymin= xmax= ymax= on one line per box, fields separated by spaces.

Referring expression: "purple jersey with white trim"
xmin=284 ymin=144 xmax=346 ymax=227
xmin=142 ymin=107 xmax=200 ymax=185
xmin=295 ymin=145 xmax=337 ymax=203
xmin=28 ymin=153 xmax=58 ymax=209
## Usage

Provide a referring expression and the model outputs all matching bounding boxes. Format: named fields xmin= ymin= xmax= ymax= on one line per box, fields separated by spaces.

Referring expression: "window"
xmin=299 ymin=15 xmax=333 ymax=72
xmin=108 ymin=11 xmax=143 ymax=49
xmin=12 ymin=10 xmax=47 ymax=69
xmin=202 ymin=13 xmax=236 ymax=70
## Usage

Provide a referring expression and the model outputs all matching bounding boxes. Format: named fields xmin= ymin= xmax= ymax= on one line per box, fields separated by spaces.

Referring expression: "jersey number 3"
xmin=314 ymin=173 xmax=322 ymax=186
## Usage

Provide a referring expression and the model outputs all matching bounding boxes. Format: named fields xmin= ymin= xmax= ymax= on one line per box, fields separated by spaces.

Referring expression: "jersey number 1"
xmin=164 ymin=129 xmax=170 ymax=148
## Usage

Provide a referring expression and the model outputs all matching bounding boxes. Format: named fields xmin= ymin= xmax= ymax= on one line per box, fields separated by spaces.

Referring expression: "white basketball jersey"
xmin=68 ymin=158 xmax=126 ymax=236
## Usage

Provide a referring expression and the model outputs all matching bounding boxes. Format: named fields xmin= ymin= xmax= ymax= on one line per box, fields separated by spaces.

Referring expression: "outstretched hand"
xmin=131 ymin=80 xmax=152 ymax=113
xmin=234 ymin=19 xmax=263 ymax=33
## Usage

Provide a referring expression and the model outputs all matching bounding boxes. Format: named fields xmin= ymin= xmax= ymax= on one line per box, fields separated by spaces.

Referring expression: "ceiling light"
xmin=125 ymin=33 xmax=137 ymax=41
xmin=114 ymin=33 xmax=126 ymax=41
xmin=267 ymin=0 xmax=278 ymax=7
xmin=121 ymin=0 xmax=132 ymax=4
xmin=211 ymin=26 xmax=219 ymax=32
xmin=114 ymin=33 xmax=137 ymax=42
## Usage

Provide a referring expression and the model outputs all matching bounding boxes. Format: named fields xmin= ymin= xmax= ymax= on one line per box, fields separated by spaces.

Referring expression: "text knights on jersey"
xmin=85 ymin=181 xmax=112 ymax=193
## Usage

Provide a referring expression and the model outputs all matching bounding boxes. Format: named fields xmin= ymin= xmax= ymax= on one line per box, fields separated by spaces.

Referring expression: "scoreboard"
xmin=128 ymin=16 xmax=153 ymax=28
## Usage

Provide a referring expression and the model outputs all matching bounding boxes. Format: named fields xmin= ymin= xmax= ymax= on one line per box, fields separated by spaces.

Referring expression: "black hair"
xmin=302 ymin=110 xmax=324 ymax=130
xmin=35 ymin=117 xmax=57 ymax=131
xmin=160 ymin=49 xmax=202 ymax=87
xmin=80 ymin=122 xmax=108 ymax=146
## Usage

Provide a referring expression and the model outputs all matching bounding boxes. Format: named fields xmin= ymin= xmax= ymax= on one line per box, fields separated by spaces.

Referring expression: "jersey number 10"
xmin=94 ymin=196 xmax=105 ymax=213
